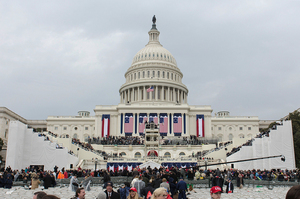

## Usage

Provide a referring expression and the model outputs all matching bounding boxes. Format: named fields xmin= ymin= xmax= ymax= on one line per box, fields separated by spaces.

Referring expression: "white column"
xmin=138 ymin=87 xmax=140 ymax=101
xmin=155 ymin=86 xmax=158 ymax=101
xmin=130 ymin=88 xmax=134 ymax=102
xmin=144 ymin=86 xmax=146 ymax=101
xmin=167 ymin=87 xmax=170 ymax=101
xmin=173 ymin=88 xmax=175 ymax=102
xmin=162 ymin=86 xmax=164 ymax=101
xmin=177 ymin=89 xmax=179 ymax=103
xmin=117 ymin=113 xmax=121 ymax=136
xmin=99 ymin=114 xmax=102 ymax=137
xmin=171 ymin=113 xmax=173 ymax=136
xmin=181 ymin=91 xmax=183 ymax=103
xmin=186 ymin=113 xmax=189 ymax=136
xmin=112 ymin=114 xmax=117 ymax=136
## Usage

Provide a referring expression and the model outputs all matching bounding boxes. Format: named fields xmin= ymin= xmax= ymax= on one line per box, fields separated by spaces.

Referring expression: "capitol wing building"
xmin=3 ymin=20 xmax=295 ymax=171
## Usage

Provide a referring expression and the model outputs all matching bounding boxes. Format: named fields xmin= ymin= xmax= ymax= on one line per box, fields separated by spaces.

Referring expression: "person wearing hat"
xmin=127 ymin=187 xmax=139 ymax=199
xmin=105 ymin=181 xmax=120 ymax=199
xmin=210 ymin=186 xmax=222 ymax=199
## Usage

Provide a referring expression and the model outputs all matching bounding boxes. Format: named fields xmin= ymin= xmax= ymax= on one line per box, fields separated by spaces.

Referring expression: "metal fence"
xmin=14 ymin=176 xmax=300 ymax=189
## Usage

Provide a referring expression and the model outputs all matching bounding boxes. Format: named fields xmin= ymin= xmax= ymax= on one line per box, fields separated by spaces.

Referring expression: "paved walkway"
xmin=0 ymin=186 xmax=291 ymax=199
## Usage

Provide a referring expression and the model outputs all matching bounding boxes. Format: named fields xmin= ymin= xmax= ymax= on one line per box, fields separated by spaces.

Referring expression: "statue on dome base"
xmin=152 ymin=15 xmax=156 ymax=24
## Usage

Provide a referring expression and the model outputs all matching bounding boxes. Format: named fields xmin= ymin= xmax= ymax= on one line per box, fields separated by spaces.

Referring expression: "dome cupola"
xmin=119 ymin=16 xmax=188 ymax=105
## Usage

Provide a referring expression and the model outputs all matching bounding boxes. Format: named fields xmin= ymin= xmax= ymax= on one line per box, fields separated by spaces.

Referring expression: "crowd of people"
xmin=0 ymin=164 xmax=298 ymax=199
xmin=90 ymin=136 xmax=145 ymax=146
xmin=48 ymin=131 xmax=58 ymax=138
xmin=226 ymin=139 xmax=253 ymax=157
xmin=72 ymin=138 xmax=94 ymax=152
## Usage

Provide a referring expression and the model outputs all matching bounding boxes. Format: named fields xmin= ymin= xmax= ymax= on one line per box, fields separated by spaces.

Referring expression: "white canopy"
xmin=139 ymin=160 xmax=161 ymax=169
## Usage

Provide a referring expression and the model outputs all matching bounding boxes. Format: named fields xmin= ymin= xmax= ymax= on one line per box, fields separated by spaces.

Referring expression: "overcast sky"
xmin=0 ymin=1 xmax=299 ymax=120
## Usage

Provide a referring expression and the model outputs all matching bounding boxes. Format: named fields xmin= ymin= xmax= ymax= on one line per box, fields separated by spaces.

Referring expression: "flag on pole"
xmin=139 ymin=113 xmax=147 ymax=134
xmin=102 ymin=115 xmax=110 ymax=137
xmin=173 ymin=114 xmax=182 ymax=134
xmin=196 ymin=114 xmax=205 ymax=137
xmin=124 ymin=114 xmax=134 ymax=135
xmin=159 ymin=114 xmax=168 ymax=134
xmin=149 ymin=113 xmax=158 ymax=124
xmin=147 ymin=86 xmax=154 ymax=92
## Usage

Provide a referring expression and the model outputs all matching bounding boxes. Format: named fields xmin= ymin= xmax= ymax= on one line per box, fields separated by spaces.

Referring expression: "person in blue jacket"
xmin=176 ymin=177 xmax=187 ymax=199
xmin=5 ymin=176 xmax=13 ymax=189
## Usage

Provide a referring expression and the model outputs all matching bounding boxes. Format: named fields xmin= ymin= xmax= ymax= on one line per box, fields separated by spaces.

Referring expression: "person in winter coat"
xmin=131 ymin=175 xmax=139 ymax=187
xmin=160 ymin=178 xmax=170 ymax=193
xmin=176 ymin=178 xmax=187 ymax=199
xmin=43 ymin=173 xmax=53 ymax=189
xmin=4 ymin=176 xmax=13 ymax=189
xmin=153 ymin=174 xmax=162 ymax=189
xmin=31 ymin=174 xmax=41 ymax=190
xmin=168 ymin=177 xmax=177 ymax=198
xmin=81 ymin=174 xmax=92 ymax=191
xmin=133 ymin=176 xmax=145 ymax=197
xmin=237 ymin=172 xmax=244 ymax=189
xmin=118 ymin=183 xmax=130 ymax=199
xmin=69 ymin=175 xmax=79 ymax=192
xmin=225 ymin=179 xmax=234 ymax=193
xmin=141 ymin=183 xmax=154 ymax=199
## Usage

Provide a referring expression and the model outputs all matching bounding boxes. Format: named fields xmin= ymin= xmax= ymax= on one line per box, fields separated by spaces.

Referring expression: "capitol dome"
xmin=119 ymin=21 xmax=188 ymax=105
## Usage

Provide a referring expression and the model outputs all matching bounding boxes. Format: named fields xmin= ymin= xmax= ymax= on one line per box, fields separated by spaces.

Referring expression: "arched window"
xmin=162 ymin=71 xmax=165 ymax=78
xmin=179 ymin=152 xmax=185 ymax=156
xmin=73 ymin=133 xmax=78 ymax=139
xmin=164 ymin=152 xmax=171 ymax=158
xmin=239 ymin=134 xmax=245 ymax=138
xmin=228 ymin=134 xmax=233 ymax=141
xmin=134 ymin=152 xmax=141 ymax=158
xmin=120 ymin=152 xmax=126 ymax=156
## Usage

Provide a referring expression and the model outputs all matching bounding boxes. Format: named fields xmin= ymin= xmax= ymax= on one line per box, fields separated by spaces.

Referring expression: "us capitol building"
xmin=1 ymin=18 xmax=282 ymax=170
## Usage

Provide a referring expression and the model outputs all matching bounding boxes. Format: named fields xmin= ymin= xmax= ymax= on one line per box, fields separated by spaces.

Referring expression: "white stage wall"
xmin=5 ymin=121 xmax=78 ymax=171
xmin=227 ymin=120 xmax=295 ymax=170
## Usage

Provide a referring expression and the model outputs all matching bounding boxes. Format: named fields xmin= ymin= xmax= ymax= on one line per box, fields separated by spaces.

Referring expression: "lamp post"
xmin=94 ymin=158 xmax=98 ymax=171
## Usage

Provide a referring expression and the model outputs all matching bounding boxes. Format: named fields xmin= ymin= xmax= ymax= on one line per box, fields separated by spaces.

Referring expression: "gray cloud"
xmin=0 ymin=0 xmax=299 ymax=120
